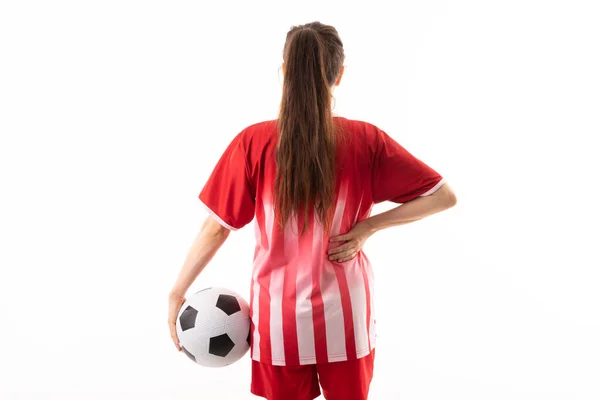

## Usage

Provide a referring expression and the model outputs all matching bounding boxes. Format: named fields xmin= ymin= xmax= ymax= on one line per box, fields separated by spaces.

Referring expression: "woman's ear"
xmin=335 ymin=65 xmax=345 ymax=86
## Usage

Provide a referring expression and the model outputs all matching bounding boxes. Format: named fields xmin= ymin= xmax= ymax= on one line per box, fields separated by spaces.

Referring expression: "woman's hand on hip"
xmin=328 ymin=219 xmax=375 ymax=263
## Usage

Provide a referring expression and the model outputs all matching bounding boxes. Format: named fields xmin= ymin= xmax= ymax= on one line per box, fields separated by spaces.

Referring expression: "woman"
xmin=168 ymin=21 xmax=457 ymax=400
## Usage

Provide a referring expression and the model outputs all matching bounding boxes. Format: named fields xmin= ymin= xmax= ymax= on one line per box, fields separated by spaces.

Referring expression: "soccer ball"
xmin=176 ymin=287 xmax=250 ymax=367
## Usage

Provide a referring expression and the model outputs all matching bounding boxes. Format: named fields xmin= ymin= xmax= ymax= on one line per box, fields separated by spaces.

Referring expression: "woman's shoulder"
xmin=245 ymin=119 xmax=278 ymax=132
xmin=335 ymin=116 xmax=380 ymax=133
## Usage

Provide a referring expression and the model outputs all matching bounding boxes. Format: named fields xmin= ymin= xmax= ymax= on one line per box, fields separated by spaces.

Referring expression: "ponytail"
xmin=274 ymin=22 xmax=345 ymax=236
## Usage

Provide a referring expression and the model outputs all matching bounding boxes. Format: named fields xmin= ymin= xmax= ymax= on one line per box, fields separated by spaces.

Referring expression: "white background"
xmin=1 ymin=1 xmax=599 ymax=399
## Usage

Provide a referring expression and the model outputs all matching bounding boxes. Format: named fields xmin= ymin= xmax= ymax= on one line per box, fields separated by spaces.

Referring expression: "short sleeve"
xmin=371 ymin=127 xmax=445 ymax=204
xmin=198 ymin=130 xmax=256 ymax=230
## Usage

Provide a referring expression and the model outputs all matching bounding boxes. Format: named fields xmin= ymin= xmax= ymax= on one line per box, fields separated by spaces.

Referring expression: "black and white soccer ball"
xmin=176 ymin=287 xmax=250 ymax=367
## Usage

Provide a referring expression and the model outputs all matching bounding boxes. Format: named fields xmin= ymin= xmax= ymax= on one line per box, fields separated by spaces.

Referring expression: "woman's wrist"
xmin=363 ymin=217 xmax=378 ymax=235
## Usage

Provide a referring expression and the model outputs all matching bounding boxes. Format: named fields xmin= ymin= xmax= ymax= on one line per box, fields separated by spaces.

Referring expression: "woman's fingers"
xmin=329 ymin=246 xmax=357 ymax=261
xmin=333 ymin=250 xmax=357 ymax=263
xmin=328 ymin=239 xmax=358 ymax=262
xmin=168 ymin=294 xmax=185 ymax=352
xmin=328 ymin=240 xmax=355 ymax=255
xmin=338 ymin=253 xmax=356 ymax=262
xmin=169 ymin=320 xmax=182 ymax=351
xmin=329 ymin=247 xmax=350 ymax=259
xmin=327 ymin=220 xmax=374 ymax=263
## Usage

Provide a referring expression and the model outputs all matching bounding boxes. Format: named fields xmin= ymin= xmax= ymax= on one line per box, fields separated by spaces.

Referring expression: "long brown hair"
xmin=274 ymin=21 xmax=345 ymax=237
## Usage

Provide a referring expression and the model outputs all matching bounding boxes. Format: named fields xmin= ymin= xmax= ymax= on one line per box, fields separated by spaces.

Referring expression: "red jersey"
xmin=199 ymin=116 xmax=445 ymax=366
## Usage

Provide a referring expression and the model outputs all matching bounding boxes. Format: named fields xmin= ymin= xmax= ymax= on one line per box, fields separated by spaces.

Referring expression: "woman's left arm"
xmin=168 ymin=216 xmax=231 ymax=351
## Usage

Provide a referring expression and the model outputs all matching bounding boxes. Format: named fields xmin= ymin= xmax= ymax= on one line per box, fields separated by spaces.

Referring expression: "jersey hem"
xmin=251 ymin=346 xmax=375 ymax=366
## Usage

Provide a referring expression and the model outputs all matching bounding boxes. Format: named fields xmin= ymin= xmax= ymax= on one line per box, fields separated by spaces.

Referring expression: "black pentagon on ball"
xmin=209 ymin=333 xmax=235 ymax=357
xmin=247 ymin=329 xmax=251 ymax=346
xmin=179 ymin=305 xmax=198 ymax=331
xmin=181 ymin=345 xmax=196 ymax=363
xmin=215 ymin=294 xmax=241 ymax=316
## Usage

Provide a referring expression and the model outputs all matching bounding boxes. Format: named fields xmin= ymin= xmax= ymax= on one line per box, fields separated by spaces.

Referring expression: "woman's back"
xmin=199 ymin=115 xmax=445 ymax=366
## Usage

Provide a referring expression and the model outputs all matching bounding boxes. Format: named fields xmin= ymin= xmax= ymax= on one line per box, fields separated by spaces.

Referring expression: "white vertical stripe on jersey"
xmin=350 ymin=191 xmax=371 ymax=354
xmin=251 ymin=247 xmax=269 ymax=361
xmin=251 ymin=199 xmax=276 ymax=361
xmin=364 ymin=202 xmax=377 ymax=351
xmin=269 ymin=265 xmax=286 ymax=365
xmin=251 ymin=219 xmax=265 ymax=361
xmin=353 ymin=192 xmax=364 ymax=225
xmin=346 ymin=262 xmax=369 ymax=355
xmin=296 ymin=213 xmax=316 ymax=364
xmin=323 ymin=180 xmax=350 ymax=360
xmin=264 ymin=201 xmax=275 ymax=249
xmin=366 ymin=257 xmax=376 ymax=350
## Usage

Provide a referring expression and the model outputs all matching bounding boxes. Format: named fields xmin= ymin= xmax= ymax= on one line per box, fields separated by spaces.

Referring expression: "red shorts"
xmin=251 ymin=349 xmax=375 ymax=400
